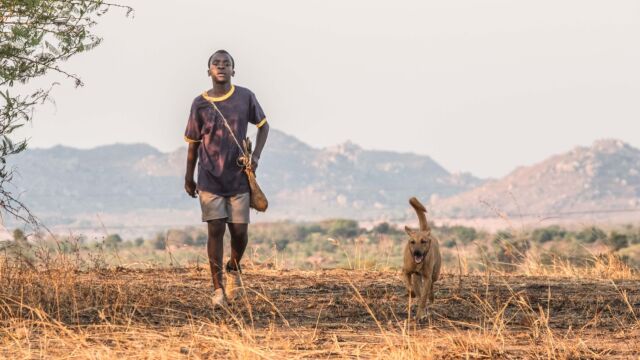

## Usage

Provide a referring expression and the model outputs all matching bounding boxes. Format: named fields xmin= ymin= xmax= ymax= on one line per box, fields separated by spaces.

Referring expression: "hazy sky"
xmin=15 ymin=0 xmax=640 ymax=178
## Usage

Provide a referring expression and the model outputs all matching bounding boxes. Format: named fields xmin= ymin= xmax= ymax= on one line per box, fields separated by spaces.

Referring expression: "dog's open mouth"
xmin=413 ymin=254 xmax=424 ymax=264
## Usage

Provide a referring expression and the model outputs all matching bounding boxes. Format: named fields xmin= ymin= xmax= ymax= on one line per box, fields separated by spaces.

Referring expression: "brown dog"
xmin=402 ymin=197 xmax=441 ymax=320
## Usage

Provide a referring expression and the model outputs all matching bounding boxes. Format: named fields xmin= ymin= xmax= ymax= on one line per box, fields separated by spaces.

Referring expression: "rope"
xmin=208 ymin=100 xmax=254 ymax=169
xmin=208 ymin=100 xmax=248 ymax=160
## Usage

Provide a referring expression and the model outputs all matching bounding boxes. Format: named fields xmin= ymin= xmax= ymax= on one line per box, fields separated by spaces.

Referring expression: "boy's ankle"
xmin=226 ymin=261 xmax=241 ymax=273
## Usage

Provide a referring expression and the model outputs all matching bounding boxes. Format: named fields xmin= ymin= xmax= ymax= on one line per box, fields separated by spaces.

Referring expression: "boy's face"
xmin=208 ymin=53 xmax=234 ymax=84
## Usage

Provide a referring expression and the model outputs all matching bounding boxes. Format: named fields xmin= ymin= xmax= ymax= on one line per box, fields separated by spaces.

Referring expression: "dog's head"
xmin=405 ymin=197 xmax=432 ymax=264
xmin=405 ymin=227 xmax=433 ymax=264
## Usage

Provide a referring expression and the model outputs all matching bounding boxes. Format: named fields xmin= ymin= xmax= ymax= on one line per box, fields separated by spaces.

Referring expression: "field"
xmin=1 ymin=251 xmax=639 ymax=359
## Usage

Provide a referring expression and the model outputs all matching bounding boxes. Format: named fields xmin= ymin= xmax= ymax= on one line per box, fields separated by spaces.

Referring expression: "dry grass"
xmin=0 ymin=248 xmax=639 ymax=359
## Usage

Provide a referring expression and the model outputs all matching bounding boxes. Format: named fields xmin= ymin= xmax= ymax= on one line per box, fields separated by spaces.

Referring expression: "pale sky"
xmin=14 ymin=0 xmax=640 ymax=178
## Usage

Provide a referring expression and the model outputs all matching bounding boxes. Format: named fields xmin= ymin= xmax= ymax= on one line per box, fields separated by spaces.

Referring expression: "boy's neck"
xmin=208 ymin=82 xmax=232 ymax=97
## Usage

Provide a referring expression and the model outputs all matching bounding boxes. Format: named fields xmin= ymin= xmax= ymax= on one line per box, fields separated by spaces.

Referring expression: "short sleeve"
xmin=184 ymin=99 xmax=203 ymax=143
xmin=249 ymin=92 xmax=267 ymax=128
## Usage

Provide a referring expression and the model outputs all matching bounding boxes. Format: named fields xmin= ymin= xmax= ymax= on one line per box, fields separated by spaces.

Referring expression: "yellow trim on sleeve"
xmin=184 ymin=135 xmax=201 ymax=143
xmin=202 ymin=85 xmax=235 ymax=102
xmin=256 ymin=118 xmax=267 ymax=128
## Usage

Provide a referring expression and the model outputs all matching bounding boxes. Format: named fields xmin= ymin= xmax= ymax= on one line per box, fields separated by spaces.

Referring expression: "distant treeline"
xmin=5 ymin=220 xmax=640 ymax=270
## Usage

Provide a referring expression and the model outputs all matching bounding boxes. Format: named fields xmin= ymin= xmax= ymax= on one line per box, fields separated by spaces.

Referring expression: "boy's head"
xmin=207 ymin=50 xmax=235 ymax=83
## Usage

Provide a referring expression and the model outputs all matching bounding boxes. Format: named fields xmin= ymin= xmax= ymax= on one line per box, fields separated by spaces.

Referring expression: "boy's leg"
xmin=225 ymin=192 xmax=250 ymax=271
xmin=207 ymin=219 xmax=226 ymax=289
xmin=227 ymin=223 xmax=248 ymax=271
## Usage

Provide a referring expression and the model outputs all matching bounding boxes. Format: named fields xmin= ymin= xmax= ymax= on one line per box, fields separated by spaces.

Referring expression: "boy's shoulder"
xmin=232 ymin=85 xmax=256 ymax=98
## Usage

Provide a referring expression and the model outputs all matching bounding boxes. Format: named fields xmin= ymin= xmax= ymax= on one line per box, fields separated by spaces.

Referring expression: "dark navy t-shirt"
xmin=184 ymin=85 xmax=266 ymax=196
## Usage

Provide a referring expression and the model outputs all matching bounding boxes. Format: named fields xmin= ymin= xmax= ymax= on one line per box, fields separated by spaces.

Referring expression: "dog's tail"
xmin=409 ymin=197 xmax=430 ymax=232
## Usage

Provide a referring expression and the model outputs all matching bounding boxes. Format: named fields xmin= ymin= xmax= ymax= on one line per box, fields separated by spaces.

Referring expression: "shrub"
xmin=153 ymin=233 xmax=166 ymax=250
xmin=194 ymin=233 xmax=208 ymax=246
xmin=576 ymin=226 xmax=606 ymax=244
xmin=104 ymin=234 xmax=123 ymax=249
xmin=493 ymin=231 xmax=530 ymax=269
xmin=531 ymin=226 xmax=567 ymax=243
xmin=134 ymin=237 xmax=144 ymax=247
xmin=450 ymin=226 xmax=478 ymax=244
xmin=325 ymin=219 xmax=360 ymax=239
xmin=607 ymin=232 xmax=629 ymax=251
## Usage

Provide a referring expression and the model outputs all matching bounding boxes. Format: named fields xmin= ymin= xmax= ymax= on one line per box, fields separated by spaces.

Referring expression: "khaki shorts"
xmin=198 ymin=191 xmax=250 ymax=223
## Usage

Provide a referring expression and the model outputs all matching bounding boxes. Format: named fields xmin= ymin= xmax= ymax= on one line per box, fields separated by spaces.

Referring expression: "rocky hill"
xmin=432 ymin=139 xmax=640 ymax=219
xmin=5 ymin=129 xmax=482 ymax=227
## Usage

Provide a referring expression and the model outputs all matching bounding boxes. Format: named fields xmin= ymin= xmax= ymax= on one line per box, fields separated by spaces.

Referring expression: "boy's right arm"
xmin=185 ymin=142 xmax=200 ymax=198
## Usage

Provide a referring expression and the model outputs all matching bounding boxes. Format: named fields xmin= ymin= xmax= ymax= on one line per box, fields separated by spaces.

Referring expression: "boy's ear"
xmin=232 ymin=69 xmax=236 ymax=77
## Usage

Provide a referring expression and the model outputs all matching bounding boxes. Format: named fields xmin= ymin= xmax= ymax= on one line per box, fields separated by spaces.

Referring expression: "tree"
xmin=12 ymin=227 xmax=25 ymax=241
xmin=133 ymin=237 xmax=144 ymax=247
xmin=0 ymin=0 xmax=132 ymax=224
xmin=104 ymin=233 xmax=122 ymax=249
xmin=152 ymin=232 xmax=166 ymax=250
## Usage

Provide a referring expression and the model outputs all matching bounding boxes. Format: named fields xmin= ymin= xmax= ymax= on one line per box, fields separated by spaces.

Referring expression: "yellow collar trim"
xmin=202 ymin=85 xmax=235 ymax=102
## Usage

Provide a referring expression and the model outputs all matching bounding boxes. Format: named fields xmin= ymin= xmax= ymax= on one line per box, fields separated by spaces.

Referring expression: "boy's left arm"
xmin=251 ymin=122 xmax=269 ymax=171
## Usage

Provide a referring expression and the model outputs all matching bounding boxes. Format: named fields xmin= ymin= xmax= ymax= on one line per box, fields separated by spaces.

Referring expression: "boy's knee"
xmin=229 ymin=223 xmax=248 ymax=238
xmin=207 ymin=219 xmax=226 ymax=235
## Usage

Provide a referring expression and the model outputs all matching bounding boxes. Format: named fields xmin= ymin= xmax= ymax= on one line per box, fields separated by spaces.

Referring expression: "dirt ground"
xmin=2 ymin=266 xmax=639 ymax=358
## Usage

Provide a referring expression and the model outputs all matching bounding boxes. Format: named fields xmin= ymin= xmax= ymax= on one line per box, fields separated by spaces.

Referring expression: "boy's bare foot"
xmin=211 ymin=288 xmax=227 ymax=307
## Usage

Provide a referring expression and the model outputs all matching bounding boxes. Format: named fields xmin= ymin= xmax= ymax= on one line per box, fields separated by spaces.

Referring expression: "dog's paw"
xmin=415 ymin=309 xmax=426 ymax=321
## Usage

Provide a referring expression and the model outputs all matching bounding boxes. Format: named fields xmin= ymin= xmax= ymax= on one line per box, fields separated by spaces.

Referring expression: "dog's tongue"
xmin=414 ymin=255 xmax=424 ymax=264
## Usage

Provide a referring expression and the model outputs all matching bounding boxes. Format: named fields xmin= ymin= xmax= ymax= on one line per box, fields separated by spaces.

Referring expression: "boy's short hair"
xmin=207 ymin=50 xmax=235 ymax=69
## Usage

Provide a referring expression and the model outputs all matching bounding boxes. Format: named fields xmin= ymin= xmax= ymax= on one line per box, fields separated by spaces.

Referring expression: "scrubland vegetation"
xmin=1 ymin=220 xmax=639 ymax=358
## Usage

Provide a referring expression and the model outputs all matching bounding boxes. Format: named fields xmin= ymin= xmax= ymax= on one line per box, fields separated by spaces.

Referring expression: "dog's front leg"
xmin=412 ymin=275 xmax=422 ymax=299
xmin=402 ymin=272 xmax=414 ymax=297
xmin=416 ymin=276 xmax=432 ymax=321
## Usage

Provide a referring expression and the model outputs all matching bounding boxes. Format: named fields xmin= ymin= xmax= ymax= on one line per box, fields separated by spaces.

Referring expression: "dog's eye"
xmin=410 ymin=240 xmax=416 ymax=244
xmin=421 ymin=239 xmax=427 ymax=244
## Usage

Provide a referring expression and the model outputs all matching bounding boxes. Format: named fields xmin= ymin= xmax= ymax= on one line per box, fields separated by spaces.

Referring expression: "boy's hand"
xmin=185 ymin=178 xmax=198 ymax=198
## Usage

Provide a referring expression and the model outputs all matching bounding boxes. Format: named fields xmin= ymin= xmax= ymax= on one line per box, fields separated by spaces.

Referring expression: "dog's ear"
xmin=405 ymin=226 xmax=416 ymax=237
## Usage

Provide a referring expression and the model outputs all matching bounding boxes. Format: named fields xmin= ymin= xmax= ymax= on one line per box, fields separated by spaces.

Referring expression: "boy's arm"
xmin=185 ymin=142 xmax=200 ymax=197
xmin=251 ymin=122 xmax=269 ymax=171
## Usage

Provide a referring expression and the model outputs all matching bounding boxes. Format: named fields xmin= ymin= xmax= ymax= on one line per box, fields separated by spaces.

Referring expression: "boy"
xmin=184 ymin=50 xmax=270 ymax=306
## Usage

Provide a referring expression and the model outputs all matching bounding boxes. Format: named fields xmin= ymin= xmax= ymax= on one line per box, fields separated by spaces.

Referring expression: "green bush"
xmin=576 ymin=226 xmax=606 ymax=244
xmin=607 ymin=232 xmax=629 ymax=251
xmin=450 ymin=226 xmax=478 ymax=244
xmin=325 ymin=219 xmax=360 ymax=239
xmin=104 ymin=234 xmax=123 ymax=249
xmin=194 ymin=233 xmax=207 ymax=246
xmin=134 ymin=237 xmax=144 ymax=247
xmin=153 ymin=233 xmax=166 ymax=250
xmin=492 ymin=231 xmax=530 ymax=268
xmin=531 ymin=226 xmax=567 ymax=243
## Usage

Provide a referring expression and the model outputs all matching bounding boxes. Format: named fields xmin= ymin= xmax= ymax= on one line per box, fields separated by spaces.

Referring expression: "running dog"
xmin=402 ymin=197 xmax=441 ymax=320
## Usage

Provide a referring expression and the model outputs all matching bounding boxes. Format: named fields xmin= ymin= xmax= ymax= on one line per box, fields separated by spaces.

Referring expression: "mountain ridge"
xmin=5 ymin=131 xmax=640 ymax=231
